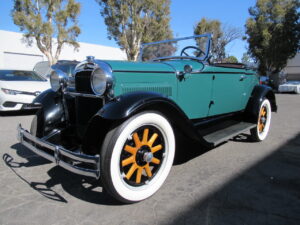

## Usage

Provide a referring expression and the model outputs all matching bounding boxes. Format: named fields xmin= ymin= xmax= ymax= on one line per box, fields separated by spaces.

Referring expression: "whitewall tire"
xmin=100 ymin=111 xmax=175 ymax=203
xmin=250 ymin=99 xmax=272 ymax=141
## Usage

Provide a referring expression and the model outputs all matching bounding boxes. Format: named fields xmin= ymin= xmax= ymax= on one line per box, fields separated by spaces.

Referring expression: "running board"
xmin=200 ymin=122 xmax=256 ymax=147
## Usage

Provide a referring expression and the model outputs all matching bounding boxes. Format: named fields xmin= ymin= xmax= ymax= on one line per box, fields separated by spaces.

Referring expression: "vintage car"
xmin=17 ymin=34 xmax=277 ymax=203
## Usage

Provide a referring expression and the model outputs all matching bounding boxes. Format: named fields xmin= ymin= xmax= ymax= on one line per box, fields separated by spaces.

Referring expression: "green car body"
xmin=106 ymin=60 xmax=258 ymax=119
xmin=17 ymin=34 xmax=277 ymax=203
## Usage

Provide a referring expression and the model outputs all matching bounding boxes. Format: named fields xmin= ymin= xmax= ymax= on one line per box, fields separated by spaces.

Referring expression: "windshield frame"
xmin=139 ymin=33 xmax=212 ymax=62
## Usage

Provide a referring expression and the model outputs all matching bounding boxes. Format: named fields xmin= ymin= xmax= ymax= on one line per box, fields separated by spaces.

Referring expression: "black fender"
xmin=82 ymin=91 xmax=208 ymax=155
xmin=31 ymin=89 xmax=64 ymax=136
xmin=244 ymin=85 xmax=277 ymax=122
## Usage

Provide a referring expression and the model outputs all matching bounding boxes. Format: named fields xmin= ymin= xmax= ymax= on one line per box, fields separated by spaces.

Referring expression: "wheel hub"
xmin=143 ymin=152 xmax=154 ymax=163
xmin=136 ymin=145 xmax=152 ymax=166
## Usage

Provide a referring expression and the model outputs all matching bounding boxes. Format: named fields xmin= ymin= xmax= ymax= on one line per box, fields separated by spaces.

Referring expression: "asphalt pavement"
xmin=0 ymin=93 xmax=300 ymax=225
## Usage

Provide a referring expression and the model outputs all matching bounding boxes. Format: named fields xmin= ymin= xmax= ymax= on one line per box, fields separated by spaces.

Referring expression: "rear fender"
xmin=245 ymin=85 xmax=277 ymax=122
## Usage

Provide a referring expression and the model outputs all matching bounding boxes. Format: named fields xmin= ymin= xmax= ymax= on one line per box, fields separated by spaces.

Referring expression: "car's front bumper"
xmin=0 ymin=92 xmax=37 ymax=111
xmin=17 ymin=124 xmax=100 ymax=179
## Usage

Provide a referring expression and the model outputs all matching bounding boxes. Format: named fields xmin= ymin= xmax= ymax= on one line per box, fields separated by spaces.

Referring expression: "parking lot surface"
xmin=0 ymin=94 xmax=300 ymax=225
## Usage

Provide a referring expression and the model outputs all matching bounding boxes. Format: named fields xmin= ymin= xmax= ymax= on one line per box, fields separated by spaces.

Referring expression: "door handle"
xmin=240 ymin=75 xmax=247 ymax=81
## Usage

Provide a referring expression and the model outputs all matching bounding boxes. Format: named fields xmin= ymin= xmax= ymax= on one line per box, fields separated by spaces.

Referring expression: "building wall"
xmin=0 ymin=30 xmax=127 ymax=70
xmin=284 ymin=53 xmax=300 ymax=81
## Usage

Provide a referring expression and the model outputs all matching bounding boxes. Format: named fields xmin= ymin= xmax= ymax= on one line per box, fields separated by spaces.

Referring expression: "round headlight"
xmin=50 ymin=69 xmax=68 ymax=92
xmin=90 ymin=63 xmax=113 ymax=96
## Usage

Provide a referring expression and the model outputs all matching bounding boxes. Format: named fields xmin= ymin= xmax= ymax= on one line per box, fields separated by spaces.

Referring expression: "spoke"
xmin=259 ymin=123 xmax=264 ymax=132
xmin=148 ymin=133 xmax=158 ymax=147
xmin=151 ymin=144 xmax=162 ymax=153
xmin=124 ymin=145 xmax=137 ymax=154
xmin=144 ymin=164 xmax=152 ymax=177
xmin=126 ymin=163 xmax=138 ymax=180
xmin=122 ymin=155 xmax=135 ymax=167
xmin=262 ymin=109 xmax=266 ymax=116
xmin=151 ymin=157 xmax=160 ymax=164
xmin=142 ymin=128 xmax=149 ymax=144
xmin=133 ymin=132 xmax=141 ymax=147
xmin=136 ymin=167 xmax=143 ymax=183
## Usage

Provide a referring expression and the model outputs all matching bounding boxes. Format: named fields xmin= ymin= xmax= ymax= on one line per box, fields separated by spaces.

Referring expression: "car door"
xmin=174 ymin=61 xmax=213 ymax=119
xmin=208 ymin=69 xmax=246 ymax=116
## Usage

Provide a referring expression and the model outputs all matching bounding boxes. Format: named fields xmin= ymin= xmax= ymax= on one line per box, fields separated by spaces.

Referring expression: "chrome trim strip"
xmin=113 ymin=70 xmax=175 ymax=74
xmin=17 ymin=124 xmax=100 ymax=179
xmin=64 ymin=91 xmax=103 ymax=99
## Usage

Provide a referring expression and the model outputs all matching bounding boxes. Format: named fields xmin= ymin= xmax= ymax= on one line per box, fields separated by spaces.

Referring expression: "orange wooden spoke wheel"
xmin=258 ymin=105 xmax=267 ymax=133
xmin=120 ymin=126 xmax=164 ymax=186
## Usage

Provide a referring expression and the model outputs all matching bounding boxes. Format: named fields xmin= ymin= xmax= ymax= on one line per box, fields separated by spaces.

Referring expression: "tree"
xmin=12 ymin=0 xmax=81 ymax=65
xmin=194 ymin=18 xmax=242 ymax=62
xmin=245 ymin=0 xmax=300 ymax=75
xmin=97 ymin=0 xmax=173 ymax=61
xmin=224 ymin=56 xmax=238 ymax=63
xmin=241 ymin=52 xmax=258 ymax=69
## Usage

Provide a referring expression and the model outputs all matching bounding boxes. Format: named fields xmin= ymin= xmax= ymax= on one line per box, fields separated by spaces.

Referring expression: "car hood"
xmin=0 ymin=80 xmax=50 ymax=92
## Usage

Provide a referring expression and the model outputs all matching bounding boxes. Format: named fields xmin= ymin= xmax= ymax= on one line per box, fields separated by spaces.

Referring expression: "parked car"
xmin=0 ymin=70 xmax=50 ymax=111
xmin=278 ymin=81 xmax=300 ymax=94
xmin=17 ymin=34 xmax=277 ymax=203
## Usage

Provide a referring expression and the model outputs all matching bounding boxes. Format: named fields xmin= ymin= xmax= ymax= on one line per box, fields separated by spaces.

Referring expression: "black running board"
xmin=201 ymin=122 xmax=256 ymax=147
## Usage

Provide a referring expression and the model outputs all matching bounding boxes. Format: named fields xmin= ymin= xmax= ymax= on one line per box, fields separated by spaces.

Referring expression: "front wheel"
xmin=250 ymin=99 xmax=272 ymax=141
xmin=100 ymin=111 xmax=175 ymax=203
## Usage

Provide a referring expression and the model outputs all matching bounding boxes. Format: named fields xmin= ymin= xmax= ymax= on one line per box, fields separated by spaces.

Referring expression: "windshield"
xmin=51 ymin=63 xmax=77 ymax=77
xmin=0 ymin=70 xmax=45 ymax=81
xmin=140 ymin=34 xmax=211 ymax=62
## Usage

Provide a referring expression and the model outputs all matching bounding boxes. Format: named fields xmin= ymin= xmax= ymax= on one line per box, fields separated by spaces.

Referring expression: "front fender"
xmin=31 ymin=89 xmax=64 ymax=136
xmin=97 ymin=91 xmax=184 ymax=120
xmin=82 ymin=91 xmax=208 ymax=155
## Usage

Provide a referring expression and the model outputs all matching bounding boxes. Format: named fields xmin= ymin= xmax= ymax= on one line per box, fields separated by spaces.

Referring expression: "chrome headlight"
xmin=90 ymin=63 xmax=113 ymax=96
xmin=50 ymin=69 xmax=68 ymax=92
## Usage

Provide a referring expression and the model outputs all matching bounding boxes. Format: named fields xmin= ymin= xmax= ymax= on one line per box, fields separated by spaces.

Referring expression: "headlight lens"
xmin=1 ymin=88 xmax=22 ymax=95
xmin=50 ymin=69 xmax=68 ymax=92
xmin=90 ymin=63 xmax=113 ymax=96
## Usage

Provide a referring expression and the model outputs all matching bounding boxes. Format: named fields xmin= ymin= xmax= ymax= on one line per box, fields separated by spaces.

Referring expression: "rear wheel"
xmin=100 ymin=111 xmax=175 ymax=203
xmin=250 ymin=99 xmax=272 ymax=141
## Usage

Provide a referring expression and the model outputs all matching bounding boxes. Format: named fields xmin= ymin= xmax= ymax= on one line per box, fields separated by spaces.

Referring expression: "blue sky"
xmin=0 ymin=0 xmax=256 ymax=61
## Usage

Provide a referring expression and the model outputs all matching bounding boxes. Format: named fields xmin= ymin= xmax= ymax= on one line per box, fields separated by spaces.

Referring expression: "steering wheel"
xmin=180 ymin=46 xmax=205 ymax=58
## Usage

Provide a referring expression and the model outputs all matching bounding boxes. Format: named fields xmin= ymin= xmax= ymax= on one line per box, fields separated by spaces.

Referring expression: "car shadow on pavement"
xmin=3 ymin=153 xmax=67 ymax=203
xmin=174 ymin=134 xmax=213 ymax=165
xmin=231 ymin=133 xmax=255 ymax=143
xmin=167 ymin=132 xmax=300 ymax=225
xmin=4 ymin=144 xmax=124 ymax=206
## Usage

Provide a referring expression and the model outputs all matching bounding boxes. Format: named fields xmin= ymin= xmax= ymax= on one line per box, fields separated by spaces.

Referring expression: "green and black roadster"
xmin=17 ymin=34 xmax=277 ymax=203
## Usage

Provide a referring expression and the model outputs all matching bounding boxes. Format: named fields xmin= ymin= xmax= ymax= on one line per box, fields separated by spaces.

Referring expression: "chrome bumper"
xmin=17 ymin=124 xmax=100 ymax=179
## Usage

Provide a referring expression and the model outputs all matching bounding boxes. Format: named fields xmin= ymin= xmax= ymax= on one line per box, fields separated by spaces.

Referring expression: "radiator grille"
xmin=75 ymin=71 xmax=93 ymax=94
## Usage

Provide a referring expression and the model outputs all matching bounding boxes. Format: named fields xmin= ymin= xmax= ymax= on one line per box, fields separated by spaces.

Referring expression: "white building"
xmin=0 ymin=30 xmax=127 ymax=70
xmin=284 ymin=53 xmax=300 ymax=81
